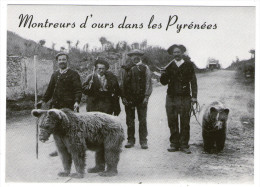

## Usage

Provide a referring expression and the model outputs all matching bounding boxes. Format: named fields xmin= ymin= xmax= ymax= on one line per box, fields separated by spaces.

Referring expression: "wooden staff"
xmin=34 ymin=55 xmax=39 ymax=159
xmin=88 ymin=66 xmax=95 ymax=89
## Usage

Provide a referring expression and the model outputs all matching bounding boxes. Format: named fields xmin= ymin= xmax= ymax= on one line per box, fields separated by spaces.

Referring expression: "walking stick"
xmin=88 ymin=66 xmax=95 ymax=89
xmin=34 ymin=55 xmax=39 ymax=159
xmin=155 ymin=59 xmax=174 ymax=72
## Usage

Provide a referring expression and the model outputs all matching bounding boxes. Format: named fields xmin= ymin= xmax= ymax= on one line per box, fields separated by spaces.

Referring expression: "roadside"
xmin=6 ymin=70 xmax=254 ymax=183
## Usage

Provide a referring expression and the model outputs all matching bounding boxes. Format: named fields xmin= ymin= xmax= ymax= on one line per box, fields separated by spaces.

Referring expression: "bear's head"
xmin=32 ymin=109 xmax=68 ymax=142
xmin=209 ymin=107 xmax=229 ymax=130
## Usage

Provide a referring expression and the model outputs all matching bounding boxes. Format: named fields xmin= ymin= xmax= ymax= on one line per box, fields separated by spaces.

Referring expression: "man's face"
xmin=131 ymin=55 xmax=141 ymax=64
xmin=57 ymin=55 xmax=68 ymax=70
xmin=172 ymin=48 xmax=184 ymax=61
xmin=96 ymin=64 xmax=106 ymax=76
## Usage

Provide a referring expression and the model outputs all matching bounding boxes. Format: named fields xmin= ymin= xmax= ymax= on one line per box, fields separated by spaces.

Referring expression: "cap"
xmin=127 ymin=49 xmax=144 ymax=57
xmin=55 ymin=52 xmax=69 ymax=61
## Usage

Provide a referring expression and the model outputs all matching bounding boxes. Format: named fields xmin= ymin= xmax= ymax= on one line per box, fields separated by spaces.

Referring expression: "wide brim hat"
xmin=167 ymin=44 xmax=186 ymax=55
xmin=127 ymin=49 xmax=144 ymax=57
xmin=94 ymin=58 xmax=110 ymax=70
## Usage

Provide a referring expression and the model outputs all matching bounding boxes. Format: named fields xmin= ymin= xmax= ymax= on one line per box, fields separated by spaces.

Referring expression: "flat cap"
xmin=55 ymin=52 xmax=69 ymax=60
xmin=167 ymin=44 xmax=186 ymax=55
xmin=127 ymin=49 xmax=144 ymax=57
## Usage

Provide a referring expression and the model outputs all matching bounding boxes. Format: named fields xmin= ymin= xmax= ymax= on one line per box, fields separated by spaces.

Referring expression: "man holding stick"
xmin=160 ymin=44 xmax=197 ymax=154
xmin=36 ymin=52 xmax=82 ymax=156
xmin=82 ymin=58 xmax=121 ymax=116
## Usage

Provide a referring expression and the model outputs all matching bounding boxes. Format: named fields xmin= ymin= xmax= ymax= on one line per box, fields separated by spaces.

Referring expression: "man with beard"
xmin=160 ymin=44 xmax=198 ymax=154
xmin=121 ymin=49 xmax=153 ymax=149
xmin=36 ymin=52 xmax=82 ymax=156
xmin=82 ymin=58 xmax=121 ymax=116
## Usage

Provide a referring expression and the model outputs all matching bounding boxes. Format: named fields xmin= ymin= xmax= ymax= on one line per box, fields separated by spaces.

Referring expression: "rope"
xmin=190 ymin=101 xmax=217 ymax=133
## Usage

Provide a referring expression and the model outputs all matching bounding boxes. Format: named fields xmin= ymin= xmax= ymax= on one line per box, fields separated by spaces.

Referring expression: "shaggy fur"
xmin=201 ymin=101 xmax=229 ymax=153
xmin=32 ymin=108 xmax=125 ymax=178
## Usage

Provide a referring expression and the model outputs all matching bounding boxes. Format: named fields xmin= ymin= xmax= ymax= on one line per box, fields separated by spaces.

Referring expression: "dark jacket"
xmin=82 ymin=71 xmax=121 ymax=115
xmin=82 ymin=71 xmax=120 ymax=97
xmin=121 ymin=62 xmax=153 ymax=105
xmin=160 ymin=59 xmax=197 ymax=98
xmin=42 ymin=69 xmax=82 ymax=109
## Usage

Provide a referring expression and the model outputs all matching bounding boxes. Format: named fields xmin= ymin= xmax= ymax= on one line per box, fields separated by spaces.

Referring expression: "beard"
xmin=58 ymin=63 xmax=67 ymax=69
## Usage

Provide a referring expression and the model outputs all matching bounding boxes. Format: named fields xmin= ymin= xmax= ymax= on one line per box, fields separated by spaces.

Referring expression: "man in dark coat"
xmin=82 ymin=58 xmax=121 ymax=116
xmin=37 ymin=53 xmax=82 ymax=111
xmin=37 ymin=52 xmax=82 ymax=156
xmin=160 ymin=44 xmax=197 ymax=154
xmin=121 ymin=49 xmax=153 ymax=149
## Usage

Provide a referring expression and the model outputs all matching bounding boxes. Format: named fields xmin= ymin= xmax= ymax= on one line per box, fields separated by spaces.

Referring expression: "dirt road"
xmin=6 ymin=70 xmax=254 ymax=183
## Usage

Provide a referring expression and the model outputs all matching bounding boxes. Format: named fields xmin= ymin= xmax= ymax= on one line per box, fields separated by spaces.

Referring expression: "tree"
xmin=36 ymin=39 xmax=46 ymax=55
xmin=131 ymin=42 xmax=140 ymax=49
xmin=83 ymin=43 xmax=89 ymax=52
xmin=249 ymin=49 xmax=255 ymax=59
xmin=60 ymin=47 xmax=65 ymax=52
xmin=236 ymin=56 xmax=239 ymax=63
xmin=24 ymin=41 xmax=32 ymax=57
xmin=39 ymin=40 xmax=46 ymax=46
xmin=52 ymin=43 xmax=56 ymax=50
xmin=140 ymin=40 xmax=147 ymax=50
xmin=75 ymin=40 xmax=80 ymax=49
xmin=67 ymin=40 xmax=72 ymax=52
xmin=104 ymin=41 xmax=115 ymax=52
xmin=116 ymin=41 xmax=129 ymax=52
xmin=99 ymin=37 xmax=108 ymax=51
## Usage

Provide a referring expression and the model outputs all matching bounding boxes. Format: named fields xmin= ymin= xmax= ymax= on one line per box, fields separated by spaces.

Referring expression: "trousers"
xmin=165 ymin=95 xmax=191 ymax=148
xmin=125 ymin=102 xmax=148 ymax=144
xmin=86 ymin=96 xmax=113 ymax=115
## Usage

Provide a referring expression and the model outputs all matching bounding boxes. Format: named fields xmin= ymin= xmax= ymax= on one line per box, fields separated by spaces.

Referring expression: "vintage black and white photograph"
xmin=2 ymin=2 xmax=258 ymax=184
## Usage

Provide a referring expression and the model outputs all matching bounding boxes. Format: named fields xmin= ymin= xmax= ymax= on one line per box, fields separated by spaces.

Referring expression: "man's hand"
xmin=74 ymin=102 xmax=79 ymax=112
xmin=36 ymin=100 xmax=44 ymax=109
xmin=159 ymin=68 xmax=166 ymax=74
xmin=122 ymin=98 xmax=128 ymax=106
xmin=191 ymin=98 xmax=197 ymax=105
xmin=142 ymin=96 xmax=149 ymax=105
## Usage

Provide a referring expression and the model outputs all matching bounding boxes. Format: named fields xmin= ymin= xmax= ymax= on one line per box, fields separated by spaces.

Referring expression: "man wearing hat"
xmin=121 ymin=49 xmax=153 ymax=149
xmin=160 ymin=44 xmax=197 ymax=154
xmin=36 ymin=52 xmax=82 ymax=156
xmin=82 ymin=58 xmax=121 ymax=116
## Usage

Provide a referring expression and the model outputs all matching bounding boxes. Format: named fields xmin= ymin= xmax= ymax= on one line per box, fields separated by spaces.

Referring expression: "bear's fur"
xmin=32 ymin=108 xmax=125 ymax=178
xmin=201 ymin=101 xmax=229 ymax=153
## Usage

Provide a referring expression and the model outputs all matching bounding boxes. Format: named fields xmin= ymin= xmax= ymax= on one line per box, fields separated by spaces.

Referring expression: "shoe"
xmin=167 ymin=147 xmax=179 ymax=152
xmin=87 ymin=166 xmax=105 ymax=173
xmin=180 ymin=147 xmax=191 ymax=154
xmin=125 ymin=142 xmax=134 ymax=148
xmin=49 ymin=151 xmax=58 ymax=157
xmin=141 ymin=142 xmax=148 ymax=149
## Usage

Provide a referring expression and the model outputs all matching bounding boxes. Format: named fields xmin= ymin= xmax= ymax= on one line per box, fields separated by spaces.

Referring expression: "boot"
xmin=125 ymin=141 xmax=134 ymax=148
xmin=167 ymin=146 xmax=179 ymax=152
xmin=140 ymin=142 xmax=148 ymax=149
xmin=180 ymin=147 xmax=191 ymax=154
xmin=49 ymin=151 xmax=58 ymax=157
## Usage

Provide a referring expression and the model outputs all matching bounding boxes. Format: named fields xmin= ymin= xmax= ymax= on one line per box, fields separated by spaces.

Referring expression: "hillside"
xmin=7 ymin=31 xmax=203 ymax=73
xmin=7 ymin=31 xmax=56 ymax=60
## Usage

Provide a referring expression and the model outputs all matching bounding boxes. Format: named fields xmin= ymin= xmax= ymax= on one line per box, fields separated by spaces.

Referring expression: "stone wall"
xmin=6 ymin=53 xmax=127 ymax=100
xmin=6 ymin=56 xmax=54 ymax=100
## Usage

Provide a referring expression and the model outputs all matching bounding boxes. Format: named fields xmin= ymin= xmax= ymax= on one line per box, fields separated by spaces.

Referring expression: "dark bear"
xmin=32 ymin=108 xmax=125 ymax=178
xmin=202 ymin=101 xmax=229 ymax=153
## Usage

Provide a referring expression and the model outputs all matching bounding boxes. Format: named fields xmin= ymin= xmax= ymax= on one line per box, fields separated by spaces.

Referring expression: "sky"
xmin=7 ymin=5 xmax=256 ymax=68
